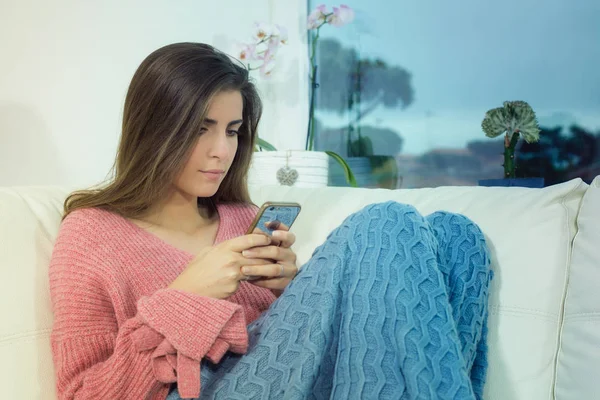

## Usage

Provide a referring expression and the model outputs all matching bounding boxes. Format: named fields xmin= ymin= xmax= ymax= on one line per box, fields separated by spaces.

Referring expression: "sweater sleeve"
xmin=49 ymin=213 xmax=249 ymax=399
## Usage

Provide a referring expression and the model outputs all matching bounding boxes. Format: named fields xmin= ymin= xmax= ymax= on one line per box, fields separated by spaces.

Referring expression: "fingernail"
xmin=242 ymin=267 xmax=251 ymax=274
xmin=272 ymin=230 xmax=285 ymax=240
xmin=242 ymin=250 xmax=255 ymax=257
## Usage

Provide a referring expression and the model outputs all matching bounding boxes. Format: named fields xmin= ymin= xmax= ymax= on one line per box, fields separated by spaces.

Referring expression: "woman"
xmin=49 ymin=42 xmax=492 ymax=400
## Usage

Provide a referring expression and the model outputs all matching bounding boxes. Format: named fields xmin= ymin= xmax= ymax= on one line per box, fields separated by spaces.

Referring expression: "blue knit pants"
xmin=168 ymin=201 xmax=493 ymax=399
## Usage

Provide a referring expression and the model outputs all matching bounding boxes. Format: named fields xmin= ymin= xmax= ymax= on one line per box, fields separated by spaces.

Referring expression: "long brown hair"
xmin=64 ymin=42 xmax=262 ymax=219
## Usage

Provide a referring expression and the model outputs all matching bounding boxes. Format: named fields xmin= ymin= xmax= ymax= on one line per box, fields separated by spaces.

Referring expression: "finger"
xmin=231 ymin=257 xmax=273 ymax=282
xmin=241 ymin=264 xmax=281 ymax=279
xmin=248 ymin=278 xmax=287 ymax=290
xmin=226 ymin=234 xmax=272 ymax=252
xmin=250 ymin=227 xmax=266 ymax=235
xmin=272 ymin=230 xmax=295 ymax=248
xmin=241 ymin=263 xmax=294 ymax=279
xmin=249 ymin=226 xmax=285 ymax=246
xmin=249 ymin=224 xmax=284 ymax=247
xmin=239 ymin=257 xmax=274 ymax=266
xmin=234 ymin=252 xmax=274 ymax=267
xmin=265 ymin=220 xmax=290 ymax=231
xmin=242 ymin=245 xmax=295 ymax=263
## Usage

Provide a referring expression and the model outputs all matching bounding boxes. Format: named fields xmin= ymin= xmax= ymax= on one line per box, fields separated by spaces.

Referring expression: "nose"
xmin=207 ymin=130 xmax=230 ymax=159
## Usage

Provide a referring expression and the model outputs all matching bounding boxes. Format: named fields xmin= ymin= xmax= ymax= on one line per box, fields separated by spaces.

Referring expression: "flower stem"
xmin=309 ymin=26 xmax=321 ymax=81
xmin=306 ymin=26 xmax=321 ymax=151
xmin=307 ymin=65 xmax=318 ymax=151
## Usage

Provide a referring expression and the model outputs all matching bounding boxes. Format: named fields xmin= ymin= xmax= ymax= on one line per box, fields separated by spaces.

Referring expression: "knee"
xmin=343 ymin=201 xmax=432 ymax=244
xmin=330 ymin=201 xmax=433 ymax=273
xmin=356 ymin=201 xmax=425 ymax=225
xmin=427 ymin=211 xmax=485 ymax=243
xmin=427 ymin=211 xmax=491 ymax=272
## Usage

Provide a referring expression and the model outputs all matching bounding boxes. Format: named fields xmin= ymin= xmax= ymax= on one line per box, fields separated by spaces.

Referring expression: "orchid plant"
xmin=239 ymin=22 xmax=288 ymax=79
xmin=481 ymin=101 xmax=541 ymax=179
xmin=238 ymin=23 xmax=286 ymax=151
xmin=306 ymin=4 xmax=355 ymax=151
xmin=240 ymin=5 xmax=358 ymax=186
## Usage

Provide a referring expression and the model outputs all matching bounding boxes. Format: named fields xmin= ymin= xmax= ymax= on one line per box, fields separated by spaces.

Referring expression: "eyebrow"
xmin=203 ymin=118 xmax=243 ymax=127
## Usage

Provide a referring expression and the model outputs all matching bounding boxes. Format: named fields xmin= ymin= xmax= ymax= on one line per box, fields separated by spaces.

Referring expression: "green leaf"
xmin=481 ymin=107 xmax=507 ymax=138
xmin=481 ymin=101 xmax=540 ymax=142
xmin=509 ymin=101 xmax=540 ymax=143
xmin=255 ymin=138 xmax=277 ymax=151
xmin=325 ymin=151 xmax=357 ymax=187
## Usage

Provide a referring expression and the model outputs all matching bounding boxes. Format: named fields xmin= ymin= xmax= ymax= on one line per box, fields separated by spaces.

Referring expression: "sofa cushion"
xmin=0 ymin=179 xmax=590 ymax=400
xmin=554 ymin=176 xmax=600 ymax=399
xmin=249 ymin=178 xmax=588 ymax=400
xmin=0 ymin=186 xmax=70 ymax=399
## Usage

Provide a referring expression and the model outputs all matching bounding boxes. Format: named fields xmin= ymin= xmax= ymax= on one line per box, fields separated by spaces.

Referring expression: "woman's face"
xmin=174 ymin=90 xmax=243 ymax=198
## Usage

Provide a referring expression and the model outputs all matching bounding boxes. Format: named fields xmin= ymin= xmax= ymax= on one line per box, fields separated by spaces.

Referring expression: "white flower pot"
xmin=248 ymin=150 xmax=329 ymax=188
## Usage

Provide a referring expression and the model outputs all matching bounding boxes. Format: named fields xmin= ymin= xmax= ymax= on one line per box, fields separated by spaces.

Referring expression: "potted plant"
xmin=478 ymin=100 xmax=545 ymax=188
xmin=307 ymin=13 xmax=413 ymax=190
xmin=241 ymin=6 xmax=357 ymax=188
xmin=327 ymin=128 xmax=400 ymax=188
xmin=326 ymin=52 xmax=408 ymax=189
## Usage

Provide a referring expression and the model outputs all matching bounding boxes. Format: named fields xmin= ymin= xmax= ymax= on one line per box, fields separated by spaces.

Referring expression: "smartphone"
xmin=246 ymin=201 xmax=302 ymax=236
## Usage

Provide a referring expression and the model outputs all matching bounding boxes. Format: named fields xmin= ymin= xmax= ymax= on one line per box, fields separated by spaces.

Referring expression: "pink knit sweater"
xmin=49 ymin=203 xmax=277 ymax=400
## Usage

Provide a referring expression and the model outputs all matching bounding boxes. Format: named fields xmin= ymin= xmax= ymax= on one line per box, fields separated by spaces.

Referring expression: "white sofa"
xmin=1 ymin=177 xmax=599 ymax=399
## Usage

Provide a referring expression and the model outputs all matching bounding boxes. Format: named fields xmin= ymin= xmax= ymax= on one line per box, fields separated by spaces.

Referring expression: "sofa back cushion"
xmin=249 ymin=178 xmax=588 ymax=399
xmin=554 ymin=176 xmax=600 ymax=399
xmin=0 ymin=186 xmax=69 ymax=399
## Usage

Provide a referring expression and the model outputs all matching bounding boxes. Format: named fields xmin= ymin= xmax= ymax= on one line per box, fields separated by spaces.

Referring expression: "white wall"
xmin=0 ymin=0 xmax=308 ymax=187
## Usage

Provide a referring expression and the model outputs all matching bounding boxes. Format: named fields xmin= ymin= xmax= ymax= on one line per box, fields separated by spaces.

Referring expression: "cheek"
xmin=184 ymin=146 xmax=200 ymax=172
xmin=177 ymin=141 xmax=202 ymax=178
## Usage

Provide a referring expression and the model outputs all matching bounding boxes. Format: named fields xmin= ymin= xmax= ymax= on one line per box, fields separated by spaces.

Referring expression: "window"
xmin=310 ymin=0 xmax=600 ymax=188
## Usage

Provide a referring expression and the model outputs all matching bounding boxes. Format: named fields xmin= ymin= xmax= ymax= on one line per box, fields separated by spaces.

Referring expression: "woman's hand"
xmin=168 ymin=233 xmax=273 ymax=299
xmin=241 ymin=222 xmax=299 ymax=292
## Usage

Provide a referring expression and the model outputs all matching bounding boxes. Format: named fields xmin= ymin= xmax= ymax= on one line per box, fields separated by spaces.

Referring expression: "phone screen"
xmin=246 ymin=202 xmax=301 ymax=236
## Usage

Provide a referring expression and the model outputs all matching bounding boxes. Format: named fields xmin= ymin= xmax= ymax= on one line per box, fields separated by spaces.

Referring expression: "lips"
xmin=199 ymin=169 xmax=225 ymax=181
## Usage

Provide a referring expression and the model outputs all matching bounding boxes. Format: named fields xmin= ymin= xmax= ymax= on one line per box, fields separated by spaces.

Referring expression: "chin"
xmin=176 ymin=173 xmax=227 ymax=199
xmin=190 ymin=183 xmax=221 ymax=199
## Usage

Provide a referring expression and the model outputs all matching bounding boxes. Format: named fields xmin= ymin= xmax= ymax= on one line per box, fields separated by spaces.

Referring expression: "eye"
xmin=227 ymin=130 xmax=239 ymax=136
xmin=199 ymin=127 xmax=208 ymax=135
